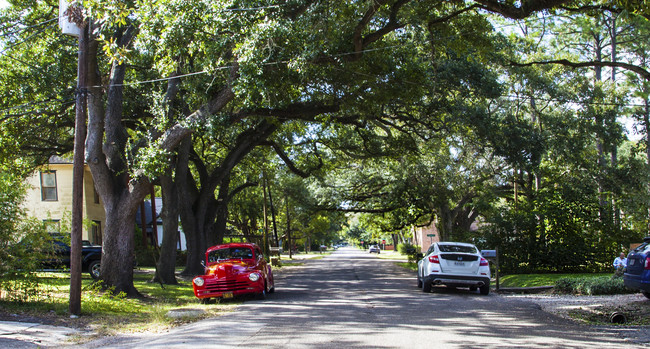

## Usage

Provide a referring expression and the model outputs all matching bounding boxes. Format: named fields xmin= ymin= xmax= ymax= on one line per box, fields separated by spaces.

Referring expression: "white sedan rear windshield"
xmin=439 ymin=245 xmax=477 ymax=253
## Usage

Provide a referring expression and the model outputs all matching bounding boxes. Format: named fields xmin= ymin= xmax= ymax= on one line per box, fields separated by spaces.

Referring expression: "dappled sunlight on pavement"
xmin=86 ymin=247 xmax=648 ymax=348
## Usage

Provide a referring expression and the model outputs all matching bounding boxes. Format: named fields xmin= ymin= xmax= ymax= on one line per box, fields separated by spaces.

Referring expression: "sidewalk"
xmin=0 ymin=320 xmax=79 ymax=348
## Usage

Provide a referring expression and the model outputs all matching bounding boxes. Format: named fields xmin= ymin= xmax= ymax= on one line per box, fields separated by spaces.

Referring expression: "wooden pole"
xmin=150 ymin=185 xmax=158 ymax=246
xmin=286 ymin=194 xmax=292 ymax=259
xmin=496 ymin=246 xmax=500 ymax=291
xmin=140 ymin=201 xmax=147 ymax=247
xmin=266 ymin=176 xmax=279 ymax=246
xmin=69 ymin=21 xmax=88 ymax=317
xmin=262 ymin=171 xmax=270 ymax=257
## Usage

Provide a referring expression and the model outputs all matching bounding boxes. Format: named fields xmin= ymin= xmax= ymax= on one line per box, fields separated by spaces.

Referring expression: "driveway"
xmin=85 ymin=247 xmax=648 ymax=348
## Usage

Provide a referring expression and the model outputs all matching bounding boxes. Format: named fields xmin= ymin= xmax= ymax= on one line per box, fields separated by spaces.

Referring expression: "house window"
xmin=40 ymin=171 xmax=58 ymax=201
xmin=43 ymin=220 xmax=60 ymax=233
xmin=91 ymin=220 xmax=102 ymax=245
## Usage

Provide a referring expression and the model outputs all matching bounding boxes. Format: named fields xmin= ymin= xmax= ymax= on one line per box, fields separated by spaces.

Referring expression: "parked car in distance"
xmin=44 ymin=233 xmax=102 ymax=279
xmin=192 ymin=243 xmax=274 ymax=303
xmin=417 ymin=242 xmax=490 ymax=295
xmin=368 ymin=245 xmax=380 ymax=254
xmin=624 ymin=236 xmax=650 ymax=299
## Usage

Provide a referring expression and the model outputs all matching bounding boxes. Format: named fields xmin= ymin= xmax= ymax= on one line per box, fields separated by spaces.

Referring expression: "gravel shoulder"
xmin=502 ymin=292 xmax=650 ymax=344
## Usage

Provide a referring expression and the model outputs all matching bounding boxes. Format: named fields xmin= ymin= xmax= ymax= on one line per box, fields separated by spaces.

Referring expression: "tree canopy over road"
xmin=2 ymin=0 xmax=650 ymax=295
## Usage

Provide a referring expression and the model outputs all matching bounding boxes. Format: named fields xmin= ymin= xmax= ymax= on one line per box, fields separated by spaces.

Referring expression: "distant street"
xmin=86 ymin=247 xmax=647 ymax=348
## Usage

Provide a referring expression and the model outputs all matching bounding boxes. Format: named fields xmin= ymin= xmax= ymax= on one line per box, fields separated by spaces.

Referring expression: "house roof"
xmin=49 ymin=155 xmax=73 ymax=164
xmin=135 ymin=197 xmax=163 ymax=225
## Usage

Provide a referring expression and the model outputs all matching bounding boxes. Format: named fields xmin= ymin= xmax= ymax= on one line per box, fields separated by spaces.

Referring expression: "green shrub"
xmin=397 ymin=243 xmax=420 ymax=263
xmin=554 ymin=276 xmax=635 ymax=295
xmin=135 ymin=246 xmax=158 ymax=267
xmin=0 ymin=173 xmax=60 ymax=302
xmin=554 ymin=277 xmax=580 ymax=294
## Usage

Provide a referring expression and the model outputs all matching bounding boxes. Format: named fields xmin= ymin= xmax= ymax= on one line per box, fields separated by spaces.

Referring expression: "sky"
xmin=0 ymin=1 xmax=7 ymax=9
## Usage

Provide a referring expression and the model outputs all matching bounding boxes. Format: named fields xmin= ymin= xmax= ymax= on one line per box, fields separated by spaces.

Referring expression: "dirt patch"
xmin=505 ymin=293 xmax=650 ymax=325
xmin=566 ymin=297 xmax=650 ymax=326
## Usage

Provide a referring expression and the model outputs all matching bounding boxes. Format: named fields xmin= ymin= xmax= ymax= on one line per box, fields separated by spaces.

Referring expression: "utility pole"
xmin=60 ymin=0 xmax=87 ymax=317
xmin=262 ymin=171 xmax=270 ymax=257
xmin=265 ymin=175 xmax=279 ymax=247
xmin=286 ymin=193 xmax=292 ymax=259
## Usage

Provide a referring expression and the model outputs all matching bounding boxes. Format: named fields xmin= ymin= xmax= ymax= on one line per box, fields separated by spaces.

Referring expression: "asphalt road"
xmin=86 ymin=247 xmax=647 ymax=348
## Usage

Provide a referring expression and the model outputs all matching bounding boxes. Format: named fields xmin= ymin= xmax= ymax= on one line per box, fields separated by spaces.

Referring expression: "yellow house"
xmin=22 ymin=156 xmax=106 ymax=244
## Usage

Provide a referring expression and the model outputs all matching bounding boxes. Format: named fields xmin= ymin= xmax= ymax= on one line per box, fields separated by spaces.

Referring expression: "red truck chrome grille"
xmin=204 ymin=278 xmax=250 ymax=292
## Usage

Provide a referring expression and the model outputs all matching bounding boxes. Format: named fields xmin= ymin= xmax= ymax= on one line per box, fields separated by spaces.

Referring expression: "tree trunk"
xmin=437 ymin=205 xmax=452 ymax=242
xmin=643 ymin=99 xmax=650 ymax=234
xmin=179 ymin=120 xmax=279 ymax=275
xmin=266 ymin=176 xmax=279 ymax=246
xmin=153 ymin=163 xmax=179 ymax=285
xmin=213 ymin=176 xmax=231 ymax=245
xmin=180 ymin=184 xmax=214 ymax=276
xmin=86 ymin=25 xmax=147 ymax=297
xmin=179 ymin=207 xmax=207 ymax=276
xmin=176 ymin=139 xmax=206 ymax=276
xmin=101 ymin=203 xmax=140 ymax=297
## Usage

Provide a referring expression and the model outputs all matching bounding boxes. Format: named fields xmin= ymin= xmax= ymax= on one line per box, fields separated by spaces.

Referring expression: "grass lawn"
xmin=396 ymin=261 xmax=417 ymax=271
xmin=393 ymin=262 xmax=614 ymax=289
xmin=376 ymin=250 xmax=408 ymax=260
xmin=280 ymin=251 xmax=331 ymax=259
xmin=498 ymin=273 xmax=613 ymax=288
xmin=0 ymin=268 xmax=238 ymax=339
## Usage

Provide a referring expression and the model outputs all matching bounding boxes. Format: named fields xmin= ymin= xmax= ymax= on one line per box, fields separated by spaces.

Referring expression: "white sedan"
xmin=417 ymin=242 xmax=491 ymax=295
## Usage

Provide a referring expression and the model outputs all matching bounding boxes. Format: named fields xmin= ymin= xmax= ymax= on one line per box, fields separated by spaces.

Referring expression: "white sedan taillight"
xmin=480 ymin=258 xmax=489 ymax=266
xmin=428 ymin=255 xmax=440 ymax=263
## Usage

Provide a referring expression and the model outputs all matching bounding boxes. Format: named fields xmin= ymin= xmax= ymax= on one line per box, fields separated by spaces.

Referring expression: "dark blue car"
xmin=624 ymin=236 xmax=650 ymax=300
xmin=44 ymin=233 xmax=102 ymax=280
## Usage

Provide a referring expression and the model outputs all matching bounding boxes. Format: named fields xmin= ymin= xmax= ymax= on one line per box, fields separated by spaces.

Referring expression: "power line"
xmin=223 ymin=5 xmax=284 ymax=12
xmin=0 ymin=22 xmax=57 ymax=55
xmin=0 ymin=96 xmax=75 ymax=116
xmin=0 ymin=16 xmax=58 ymax=38
xmin=499 ymin=94 xmax=647 ymax=108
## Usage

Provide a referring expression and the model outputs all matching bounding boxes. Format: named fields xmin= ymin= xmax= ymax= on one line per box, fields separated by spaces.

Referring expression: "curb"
xmin=495 ymin=286 xmax=554 ymax=294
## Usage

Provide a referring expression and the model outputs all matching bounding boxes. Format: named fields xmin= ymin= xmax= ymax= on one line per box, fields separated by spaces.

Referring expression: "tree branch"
xmin=512 ymin=59 xmax=650 ymax=81
xmin=233 ymin=102 xmax=339 ymax=121
xmin=227 ymin=181 xmax=258 ymax=202
xmin=473 ymin=0 xmax=573 ymax=19
xmin=350 ymin=0 xmax=410 ymax=61
xmin=428 ymin=3 xmax=482 ymax=26
xmin=264 ymin=141 xmax=324 ymax=179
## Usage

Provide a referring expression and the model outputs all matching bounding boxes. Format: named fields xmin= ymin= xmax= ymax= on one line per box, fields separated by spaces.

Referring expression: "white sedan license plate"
xmin=454 ymin=261 xmax=465 ymax=266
